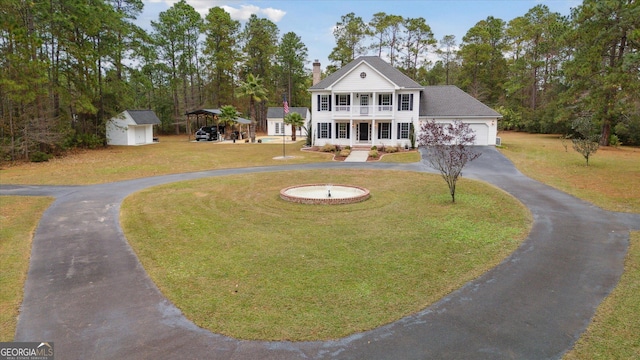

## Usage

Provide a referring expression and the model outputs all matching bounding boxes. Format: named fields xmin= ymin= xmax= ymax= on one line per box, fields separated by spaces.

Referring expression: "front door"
xmin=359 ymin=122 xmax=369 ymax=141
xmin=360 ymin=94 xmax=369 ymax=115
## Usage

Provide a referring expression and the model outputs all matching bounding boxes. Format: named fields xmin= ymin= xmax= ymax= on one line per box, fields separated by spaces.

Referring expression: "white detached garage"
xmin=106 ymin=110 xmax=161 ymax=146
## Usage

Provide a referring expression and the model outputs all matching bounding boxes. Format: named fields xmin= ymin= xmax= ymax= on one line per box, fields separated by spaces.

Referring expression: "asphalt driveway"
xmin=1 ymin=148 xmax=638 ymax=359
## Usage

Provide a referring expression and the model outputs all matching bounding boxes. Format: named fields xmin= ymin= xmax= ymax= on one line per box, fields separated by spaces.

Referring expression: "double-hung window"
xmin=378 ymin=122 xmax=391 ymax=139
xmin=397 ymin=123 xmax=410 ymax=139
xmin=378 ymin=94 xmax=392 ymax=111
xmin=398 ymin=94 xmax=414 ymax=111
xmin=318 ymin=95 xmax=331 ymax=111
xmin=318 ymin=123 xmax=331 ymax=139
xmin=336 ymin=94 xmax=350 ymax=111
xmin=336 ymin=123 xmax=349 ymax=139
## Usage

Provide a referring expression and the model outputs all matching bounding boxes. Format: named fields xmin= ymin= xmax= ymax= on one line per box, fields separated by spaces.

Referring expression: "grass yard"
xmin=1 ymin=131 xmax=637 ymax=352
xmin=379 ymin=150 xmax=421 ymax=163
xmin=0 ymin=196 xmax=54 ymax=341
xmin=121 ymin=170 xmax=531 ymax=341
xmin=498 ymin=132 xmax=640 ymax=213
xmin=0 ymin=136 xmax=332 ymax=185
xmin=0 ymin=135 xmax=420 ymax=186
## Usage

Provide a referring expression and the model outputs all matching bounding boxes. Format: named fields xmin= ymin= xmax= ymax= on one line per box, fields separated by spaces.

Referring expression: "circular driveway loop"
xmin=2 ymin=148 xmax=639 ymax=359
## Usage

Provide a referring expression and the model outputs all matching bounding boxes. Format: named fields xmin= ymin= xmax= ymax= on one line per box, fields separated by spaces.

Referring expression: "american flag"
xmin=283 ymin=97 xmax=289 ymax=114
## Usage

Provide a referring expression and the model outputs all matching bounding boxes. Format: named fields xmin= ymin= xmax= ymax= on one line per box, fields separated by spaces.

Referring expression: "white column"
xmin=372 ymin=120 xmax=376 ymax=147
xmin=349 ymin=119 xmax=354 ymax=147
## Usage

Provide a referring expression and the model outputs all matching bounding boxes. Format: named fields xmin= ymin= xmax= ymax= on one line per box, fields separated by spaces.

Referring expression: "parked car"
xmin=195 ymin=126 xmax=219 ymax=141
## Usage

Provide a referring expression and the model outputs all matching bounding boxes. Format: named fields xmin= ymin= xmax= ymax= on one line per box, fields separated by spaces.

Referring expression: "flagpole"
xmin=282 ymin=94 xmax=287 ymax=159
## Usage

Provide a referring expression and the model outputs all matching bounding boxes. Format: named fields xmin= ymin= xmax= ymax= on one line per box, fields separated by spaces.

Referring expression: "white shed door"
xmin=135 ymin=126 xmax=146 ymax=144
xmin=469 ymin=123 xmax=489 ymax=145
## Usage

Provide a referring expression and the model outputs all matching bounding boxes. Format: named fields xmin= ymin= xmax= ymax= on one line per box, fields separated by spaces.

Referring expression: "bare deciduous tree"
xmin=418 ymin=120 xmax=481 ymax=203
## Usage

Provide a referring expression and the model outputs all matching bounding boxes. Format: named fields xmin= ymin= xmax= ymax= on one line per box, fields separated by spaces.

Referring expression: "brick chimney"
xmin=312 ymin=59 xmax=321 ymax=86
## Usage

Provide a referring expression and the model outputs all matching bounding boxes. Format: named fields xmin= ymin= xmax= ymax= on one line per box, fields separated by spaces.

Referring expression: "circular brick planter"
xmin=280 ymin=184 xmax=370 ymax=205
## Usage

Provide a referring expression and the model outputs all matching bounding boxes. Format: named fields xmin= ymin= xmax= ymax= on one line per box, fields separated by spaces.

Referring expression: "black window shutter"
xmin=378 ymin=124 xmax=381 ymax=139
xmin=410 ymin=94 xmax=414 ymax=111
xmin=378 ymin=94 xmax=382 ymax=105
xmin=347 ymin=95 xmax=351 ymax=106
xmin=318 ymin=123 xmax=321 ymax=137
xmin=335 ymin=124 xmax=339 ymax=138
xmin=329 ymin=96 xmax=332 ymax=111
xmin=398 ymin=94 xmax=401 ymax=111
xmin=397 ymin=123 xmax=401 ymax=139
xmin=329 ymin=123 xmax=332 ymax=137
xmin=317 ymin=95 xmax=321 ymax=111
xmin=347 ymin=124 xmax=350 ymax=138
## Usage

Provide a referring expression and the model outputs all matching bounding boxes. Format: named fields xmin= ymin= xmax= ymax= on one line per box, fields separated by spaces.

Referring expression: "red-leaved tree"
xmin=418 ymin=120 xmax=481 ymax=203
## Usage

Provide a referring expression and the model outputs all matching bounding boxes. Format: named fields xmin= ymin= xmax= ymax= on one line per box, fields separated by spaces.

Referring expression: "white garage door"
xmin=469 ymin=123 xmax=489 ymax=145
xmin=135 ymin=126 xmax=146 ymax=144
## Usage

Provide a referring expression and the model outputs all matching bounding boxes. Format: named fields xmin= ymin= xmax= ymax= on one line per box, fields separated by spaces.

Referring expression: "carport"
xmin=185 ymin=109 xmax=222 ymax=141
xmin=186 ymin=108 xmax=255 ymax=141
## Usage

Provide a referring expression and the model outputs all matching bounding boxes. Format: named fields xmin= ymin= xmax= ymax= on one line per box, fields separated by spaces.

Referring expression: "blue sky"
xmin=139 ymin=0 xmax=580 ymax=70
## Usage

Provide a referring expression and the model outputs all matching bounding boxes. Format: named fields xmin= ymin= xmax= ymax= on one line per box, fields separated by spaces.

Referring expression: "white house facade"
xmin=309 ymin=57 xmax=501 ymax=147
xmin=106 ymin=110 xmax=160 ymax=146
xmin=266 ymin=107 xmax=309 ymax=137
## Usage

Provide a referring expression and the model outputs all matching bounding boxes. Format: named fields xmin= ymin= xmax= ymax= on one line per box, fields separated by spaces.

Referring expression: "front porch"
xmin=322 ymin=119 xmax=409 ymax=148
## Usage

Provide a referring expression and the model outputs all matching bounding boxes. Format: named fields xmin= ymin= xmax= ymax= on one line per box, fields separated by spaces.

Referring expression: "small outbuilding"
xmin=267 ymin=107 xmax=309 ymax=137
xmin=106 ymin=110 xmax=161 ymax=146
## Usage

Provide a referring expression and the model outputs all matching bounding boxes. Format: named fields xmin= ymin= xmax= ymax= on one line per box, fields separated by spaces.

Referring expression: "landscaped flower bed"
xmin=305 ymin=144 xmax=416 ymax=161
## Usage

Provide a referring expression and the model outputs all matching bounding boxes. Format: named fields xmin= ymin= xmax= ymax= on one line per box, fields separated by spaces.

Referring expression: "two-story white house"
xmin=309 ymin=56 xmax=501 ymax=147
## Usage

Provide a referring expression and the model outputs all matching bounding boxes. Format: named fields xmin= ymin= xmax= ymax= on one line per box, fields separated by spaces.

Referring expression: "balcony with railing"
xmin=333 ymin=105 xmax=394 ymax=118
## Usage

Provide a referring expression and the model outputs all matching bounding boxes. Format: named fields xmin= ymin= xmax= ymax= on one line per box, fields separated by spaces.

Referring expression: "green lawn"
xmin=0 ymin=196 xmax=54 ymax=341
xmin=498 ymin=132 xmax=640 ymax=213
xmin=122 ymin=170 xmax=531 ymax=341
xmin=0 ymin=136 xmax=332 ymax=185
xmin=2 ymin=131 xmax=637 ymax=353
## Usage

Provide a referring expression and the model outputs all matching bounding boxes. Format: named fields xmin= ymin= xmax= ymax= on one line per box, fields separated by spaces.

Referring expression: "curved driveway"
xmin=1 ymin=148 xmax=639 ymax=359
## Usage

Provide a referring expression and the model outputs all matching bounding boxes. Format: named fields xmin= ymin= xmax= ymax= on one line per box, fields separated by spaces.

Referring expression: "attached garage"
xmin=419 ymin=86 xmax=501 ymax=146
xmin=107 ymin=110 xmax=161 ymax=146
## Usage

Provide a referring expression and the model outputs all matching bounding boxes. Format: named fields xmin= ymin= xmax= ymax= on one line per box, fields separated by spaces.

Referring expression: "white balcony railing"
xmin=333 ymin=105 xmax=393 ymax=117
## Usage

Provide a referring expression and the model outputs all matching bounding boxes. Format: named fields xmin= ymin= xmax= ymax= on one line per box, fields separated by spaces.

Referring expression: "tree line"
xmin=328 ymin=2 xmax=639 ymax=147
xmin=1 ymin=0 xmax=638 ymax=162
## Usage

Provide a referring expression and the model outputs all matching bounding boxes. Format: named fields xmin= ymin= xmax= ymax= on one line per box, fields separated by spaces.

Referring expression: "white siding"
xmin=332 ymin=63 xmax=396 ymax=92
xmin=107 ymin=111 xmax=156 ymax=146
xmin=106 ymin=118 xmax=130 ymax=145
xmin=419 ymin=118 xmax=498 ymax=146
xmin=267 ymin=120 xmax=305 ymax=137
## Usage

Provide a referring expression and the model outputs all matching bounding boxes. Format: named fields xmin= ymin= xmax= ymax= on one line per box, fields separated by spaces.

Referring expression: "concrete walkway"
xmin=343 ymin=150 xmax=369 ymax=162
xmin=1 ymin=149 xmax=639 ymax=359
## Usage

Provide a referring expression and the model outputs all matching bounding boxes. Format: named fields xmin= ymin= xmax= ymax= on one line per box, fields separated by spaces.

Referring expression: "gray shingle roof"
xmin=309 ymin=56 xmax=423 ymax=90
xmin=126 ymin=110 xmax=161 ymax=125
xmin=267 ymin=107 xmax=308 ymax=118
xmin=419 ymin=86 xmax=501 ymax=117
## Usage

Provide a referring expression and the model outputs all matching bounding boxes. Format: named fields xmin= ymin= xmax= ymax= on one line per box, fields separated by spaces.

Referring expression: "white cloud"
xmin=144 ymin=1 xmax=286 ymax=22
xmin=261 ymin=7 xmax=286 ymax=22
xmin=222 ymin=4 xmax=286 ymax=22
xmin=221 ymin=4 xmax=259 ymax=21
